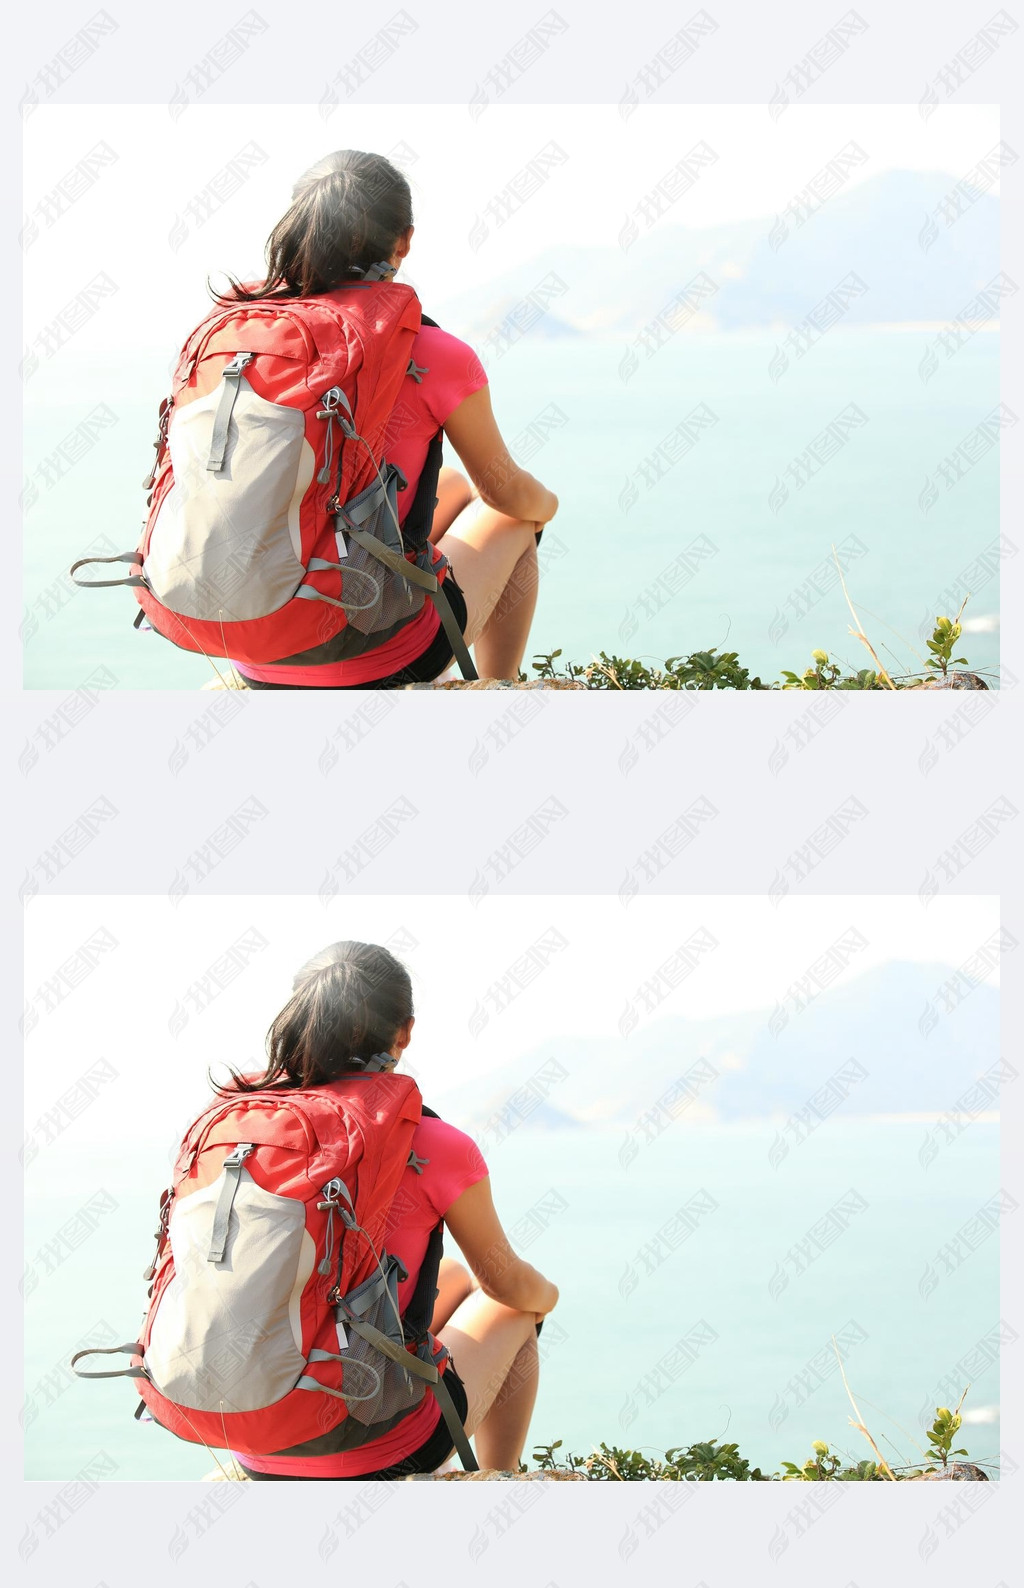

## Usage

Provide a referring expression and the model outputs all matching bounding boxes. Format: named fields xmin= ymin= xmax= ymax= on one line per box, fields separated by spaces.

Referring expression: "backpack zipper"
xmin=142 ymin=1185 xmax=174 ymax=1283
xmin=318 ymin=1176 xmax=356 ymax=1295
xmin=317 ymin=386 xmax=357 ymax=492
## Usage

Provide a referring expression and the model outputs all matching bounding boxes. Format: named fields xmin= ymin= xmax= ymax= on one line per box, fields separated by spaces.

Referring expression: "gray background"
xmin=7 ymin=0 xmax=1022 ymax=1581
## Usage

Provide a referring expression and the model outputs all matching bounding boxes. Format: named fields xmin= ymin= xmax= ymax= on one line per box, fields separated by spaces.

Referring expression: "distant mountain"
xmin=434 ymin=169 xmax=1000 ymax=340
xmin=432 ymin=960 xmax=1000 ymax=1129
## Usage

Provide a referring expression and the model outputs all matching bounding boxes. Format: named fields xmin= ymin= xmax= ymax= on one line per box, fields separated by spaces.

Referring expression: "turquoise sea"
xmin=22 ymin=330 xmax=999 ymax=689
xmin=24 ymin=1119 xmax=1001 ymax=1480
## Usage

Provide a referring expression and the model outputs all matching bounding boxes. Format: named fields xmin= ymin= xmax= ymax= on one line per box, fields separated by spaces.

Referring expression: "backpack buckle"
xmin=222 ymin=352 xmax=254 ymax=379
xmin=222 ymin=1143 xmax=255 ymax=1168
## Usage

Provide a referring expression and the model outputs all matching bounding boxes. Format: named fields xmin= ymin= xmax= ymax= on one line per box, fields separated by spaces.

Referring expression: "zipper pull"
xmin=318 ymin=1176 xmax=345 ymax=1205
xmin=318 ymin=1202 xmax=336 ymax=1275
xmin=317 ymin=410 xmax=337 ymax=485
xmin=318 ymin=385 xmax=358 ymax=437
xmin=317 ymin=1177 xmax=352 ymax=1277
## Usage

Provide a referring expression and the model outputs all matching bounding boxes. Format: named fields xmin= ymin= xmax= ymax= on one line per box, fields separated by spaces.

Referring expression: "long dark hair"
xmin=222 ymin=940 xmax=414 ymax=1093
xmin=220 ymin=150 xmax=413 ymax=302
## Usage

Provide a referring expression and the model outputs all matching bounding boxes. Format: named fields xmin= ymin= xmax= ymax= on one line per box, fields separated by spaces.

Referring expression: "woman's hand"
xmin=533 ymin=1277 xmax=560 ymax=1322
xmin=529 ymin=488 xmax=559 ymax=535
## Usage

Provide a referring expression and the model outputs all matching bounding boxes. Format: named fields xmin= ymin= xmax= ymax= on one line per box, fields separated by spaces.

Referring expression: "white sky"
xmin=23 ymin=103 xmax=1000 ymax=353
xmin=24 ymin=894 xmax=999 ymax=1143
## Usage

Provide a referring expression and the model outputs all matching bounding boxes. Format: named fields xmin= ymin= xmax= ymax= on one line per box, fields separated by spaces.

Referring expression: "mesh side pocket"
xmin=336 ymin=469 xmax=425 ymax=638
xmin=338 ymin=1255 xmax=425 ymax=1428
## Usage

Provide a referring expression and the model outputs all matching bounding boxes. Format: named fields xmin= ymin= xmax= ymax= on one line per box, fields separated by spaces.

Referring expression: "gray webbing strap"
xmin=296 ymin=1348 xmax=382 ymax=1403
xmin=70 ymin=1343 xmax=147 ymax=1380
xmin=429 ymin=1362 xmax=480 ymax=1473
xmin=207 ymin=353 xmax=254 ymax=472
xmin=295 ymin=1374 xmax=349 ymax=1401
xmin=326 ymin=1178 xmax=354 ymax=1209
xmin=294 ymin=585 xmax=348 ymax=611
xmin=302 ymin=560 xmax=381 ymax=612
xmin=424 ymin=584 xmax=478 ymax=684
xmin=344 ymin=1315 xmax=479 ymax=1471
xmin=208 ymin=1144 xmax=253 ymax=1263
xmin=342 ymin=474 xmax=401 ymax=530
xmin=343 ymin=524 xmax=478 ymax=682
xmin=69 ymin=552 xmax=147 ymax=590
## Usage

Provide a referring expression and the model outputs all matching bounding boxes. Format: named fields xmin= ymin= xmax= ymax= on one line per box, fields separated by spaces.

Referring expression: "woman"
xmin=228 ymin=940 xmax=560 ymax=1478
xmin=223 ymin=150 xmax=560 ymax=687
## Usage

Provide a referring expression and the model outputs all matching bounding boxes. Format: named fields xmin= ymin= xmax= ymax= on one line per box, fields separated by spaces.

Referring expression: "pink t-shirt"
xmin=236 ymin=1114 xmax=489 ymax=1477
xmin=235 ymin=325 xmax=488 ymax=687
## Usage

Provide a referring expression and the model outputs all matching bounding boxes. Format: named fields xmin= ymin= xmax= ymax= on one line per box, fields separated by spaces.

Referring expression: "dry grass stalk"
xmin=831 ymin=1334 xmax=896 ymax=1479
xmin=831 ymin=546 xmax=897 ymax=690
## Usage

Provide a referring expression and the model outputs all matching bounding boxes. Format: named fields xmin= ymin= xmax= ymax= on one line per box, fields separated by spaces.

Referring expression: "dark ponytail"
xmin=218 ymin=150 xmax=413 ymax=302
xmin=221 ymin=940 xmax=414 ymax=1093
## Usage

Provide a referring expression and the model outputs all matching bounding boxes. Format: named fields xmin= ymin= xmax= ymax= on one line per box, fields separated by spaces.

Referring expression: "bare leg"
xmin=430 ymin=1257 xmax=477 ymax=1332
xmin=440 ymin=1289 xmax=540 ymax=1471
xmin=431 ymin=467 xmax=474 ymax=536
xmin=473 ymin=1332 xmax=539 ymax=1471
xmin=433 ymin=483 xmax=541 ymax=679
xmin=472 ymin=538 xmax=539 ymax=681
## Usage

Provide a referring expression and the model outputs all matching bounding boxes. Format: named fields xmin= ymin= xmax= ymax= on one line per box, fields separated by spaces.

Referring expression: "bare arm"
xmin=444 ymin=1176 xmax=559 ymax=1320
xmin=443 ymin=386 xmax=559 ymax=526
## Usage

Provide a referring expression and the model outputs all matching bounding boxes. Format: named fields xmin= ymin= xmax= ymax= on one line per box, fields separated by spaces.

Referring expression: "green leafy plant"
xmin=528 ymin=648 xmax=765 ymax=690
xmin=530 ymin=1438 xmax=767 ymax=1481
xmin=526 ymin=1392 xmax=991 ymax=1480
xmin=664 ymin=1440 xmax=767 ymax=1482
xmin=525 ymin=615 xmax=985 ymax=691
xmin=924 ymin=613 xmax=970 ymax=679
xmin=923 ymin=1398 xmax=970 ymax=1470
xmin=779 ymin=649 xmax=839 ymax=691
xmin=779 ymin=1439 xmax=846 ymax=1481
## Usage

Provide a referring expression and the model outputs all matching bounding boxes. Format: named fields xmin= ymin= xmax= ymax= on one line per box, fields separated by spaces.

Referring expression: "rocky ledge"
xmin=910 ymin=1462 xmax=989 ymax=1480
xmin=203 ymin=1461 xmax=584 ymax=1481
xmin=199 ymin=674 xmax=586 ymax=691
xmin=403 ymin=679 xmax=586 ymax=690
xmin=405 ymin=1469 xmax=586 ymax=1480
xmin=909 ymin=672 xmax=989 ymax=690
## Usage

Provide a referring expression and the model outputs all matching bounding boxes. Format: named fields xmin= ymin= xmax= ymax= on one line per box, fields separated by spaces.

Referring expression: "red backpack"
xmin=70 ymin=263 xmax=476 ymax=677
xmin=71 ymin=1060 xmax=477 ymax=1469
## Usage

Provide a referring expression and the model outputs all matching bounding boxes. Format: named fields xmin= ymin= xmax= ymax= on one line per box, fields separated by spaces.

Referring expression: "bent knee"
xmin=439 ymin=1256 xmax=474 ymax=1288
xmin=511 ymin=524 xmax=541 ymax=561
xmin=436 ymin=466 xmax=474 ymax=513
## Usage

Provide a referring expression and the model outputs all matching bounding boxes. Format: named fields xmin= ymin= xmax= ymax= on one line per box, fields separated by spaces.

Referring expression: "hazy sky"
xmin=24 ymin=894 xmax=1000 ymax=1141
xmin=23 ymin=103 xmax=1001 ymax=353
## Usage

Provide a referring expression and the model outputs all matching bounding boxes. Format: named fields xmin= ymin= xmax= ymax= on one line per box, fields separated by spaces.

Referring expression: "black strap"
xmin=400 ymin=430 xmax=445 ymax=557
xmin=402 ymin=1221 xmax=444 ymax=1345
